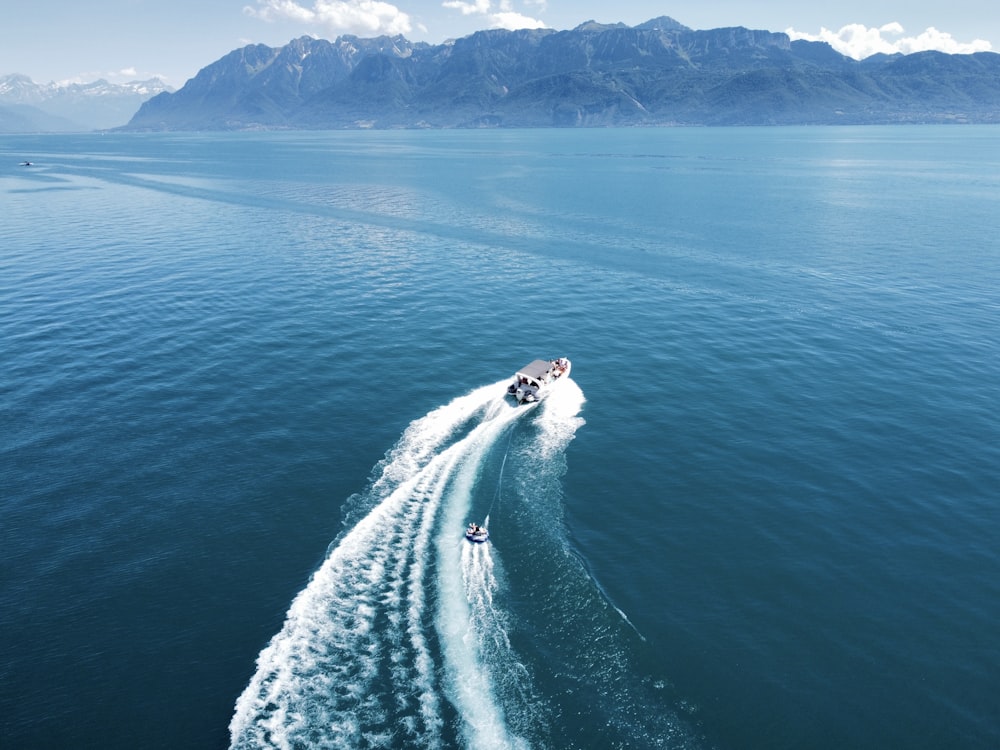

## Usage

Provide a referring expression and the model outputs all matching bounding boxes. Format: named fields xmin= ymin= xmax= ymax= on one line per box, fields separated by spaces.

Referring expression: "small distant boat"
xmin=19 ymin=161 xmax=33 ymax=166
xmin=465 ymin=523 xmax=489 ymax=543
xmin=506 ymin=357 xmax=571 ymax=404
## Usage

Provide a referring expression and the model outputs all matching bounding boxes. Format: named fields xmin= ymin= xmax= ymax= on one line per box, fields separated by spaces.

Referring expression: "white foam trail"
xmin=229 ymin=381 xmax=528 ymax=749
xmin=432 ymin=380 xmax=586 ymax=749
xmin=433 ymin=406 xmax=530 ymax=750
xmin=533 ymin=378 xmax=586 ymax=459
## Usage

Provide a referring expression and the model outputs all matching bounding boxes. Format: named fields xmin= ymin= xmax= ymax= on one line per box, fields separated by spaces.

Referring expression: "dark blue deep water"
xmin=2 ymin=127 xmax=998 ymax=749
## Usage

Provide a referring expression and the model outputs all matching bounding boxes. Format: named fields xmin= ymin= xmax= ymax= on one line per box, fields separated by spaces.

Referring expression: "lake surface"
xmin=2 ymin=126 xmax=999 ymax=749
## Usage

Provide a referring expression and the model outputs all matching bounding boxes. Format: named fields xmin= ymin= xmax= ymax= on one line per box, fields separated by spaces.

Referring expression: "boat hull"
xmin=506 ymin=357 xmax=571 ymax=404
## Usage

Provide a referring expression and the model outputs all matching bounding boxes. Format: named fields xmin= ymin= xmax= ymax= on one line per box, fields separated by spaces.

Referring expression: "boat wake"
xmin=229 ymin=379 xmax=585 ymax=749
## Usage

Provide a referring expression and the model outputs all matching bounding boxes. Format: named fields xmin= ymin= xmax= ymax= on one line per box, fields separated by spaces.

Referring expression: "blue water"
xmin=2 ymin=127 xmax=999 ymax=749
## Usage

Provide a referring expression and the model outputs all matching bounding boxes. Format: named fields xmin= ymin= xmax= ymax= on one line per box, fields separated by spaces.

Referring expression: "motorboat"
xmin=506 ymin=358 xmax=571 ymax=404
xmin=465 ymin=523 xmax=489 ymax=543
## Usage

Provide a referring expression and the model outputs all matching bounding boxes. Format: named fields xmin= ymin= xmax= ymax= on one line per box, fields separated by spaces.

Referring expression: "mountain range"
xmin=0 ymin=75 xmax=173 ymax=132
xmin=8 ymin=16 xmax=1000 ymax=132
xmin=124 ymin=17 xmax=1000 ymax=130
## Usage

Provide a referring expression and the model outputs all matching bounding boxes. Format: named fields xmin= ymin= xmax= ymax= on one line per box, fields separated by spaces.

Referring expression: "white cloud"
xmin=441 ymin=0 xmax=546 ymax=32
xmin=490 ymin=12 xmax=545 ymax=31
xmin=246 ymin=0 xmax=315 ymax=23
xmin=786 ymin=22 xmax=992 ymax=60
xmin=441 ymin=0 xmax=491 ymax=16
xmin=245 ymin=0 xmax=412 ymax=36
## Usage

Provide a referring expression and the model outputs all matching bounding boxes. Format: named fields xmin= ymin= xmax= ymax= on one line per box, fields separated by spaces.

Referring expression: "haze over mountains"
xmin=5 ymin=16 xmax=1000 ymax=132
xmin=0 ymin=76 xmax=172 ymax=132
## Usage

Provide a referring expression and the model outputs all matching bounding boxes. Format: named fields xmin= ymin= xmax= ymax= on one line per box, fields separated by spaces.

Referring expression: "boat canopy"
xmin=515 ymin=359 xmax=555 ymax=384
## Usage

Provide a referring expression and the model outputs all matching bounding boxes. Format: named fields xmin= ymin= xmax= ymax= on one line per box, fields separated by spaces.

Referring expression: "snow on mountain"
xmin=0 ymin=74 xmax=174 ymax=131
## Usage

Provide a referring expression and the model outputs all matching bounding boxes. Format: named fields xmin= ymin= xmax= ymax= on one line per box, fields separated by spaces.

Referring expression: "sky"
xmin=1 ymin=1 xmax=996 ymax=87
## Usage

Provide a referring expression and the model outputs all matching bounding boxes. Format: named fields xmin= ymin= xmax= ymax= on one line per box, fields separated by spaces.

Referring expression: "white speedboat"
xmin=506 ymin=358 xmax=571 ymax=404
xmin=465 ymin=523 xmax=489 ymax=543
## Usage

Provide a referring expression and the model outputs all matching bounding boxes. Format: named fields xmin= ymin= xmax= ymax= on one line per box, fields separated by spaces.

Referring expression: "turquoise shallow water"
xmin=2 ymin=127 xmax=999 ymax=749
